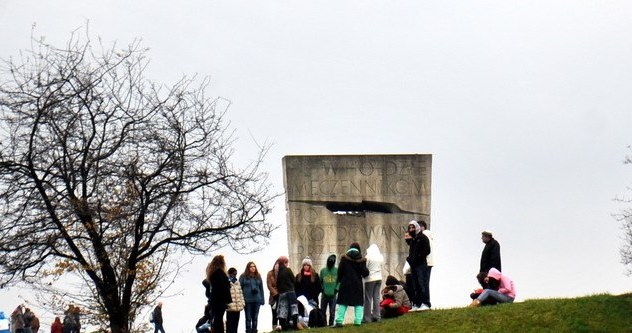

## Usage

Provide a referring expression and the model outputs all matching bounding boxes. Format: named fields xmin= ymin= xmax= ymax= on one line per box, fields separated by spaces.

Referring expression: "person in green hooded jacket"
xmin=319 ymin=253 xmax=338 ymax=326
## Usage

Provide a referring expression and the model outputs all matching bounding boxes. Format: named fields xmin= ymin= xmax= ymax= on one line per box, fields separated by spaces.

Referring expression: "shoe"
xmin=469 ymin=299 xmax=481 ymax=308
xmin=410 ymin=306 xmax=419 ymax=312
xmin=274 ymin=325 xmax=282 ymax=331
xmin=333 ymin=323 xmax=343 ymax=328
xmin=420 ymin=304 xmax=431 ymax=311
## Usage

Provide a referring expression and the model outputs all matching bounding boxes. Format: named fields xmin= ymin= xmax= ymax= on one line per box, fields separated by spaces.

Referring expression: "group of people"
xmin=4 ymin=304 xmax=80 ymax=333
xmin=190 ymin=255 xmax=265 ymax=333
xmin=126 ymin=222 xmax=518 ymax=333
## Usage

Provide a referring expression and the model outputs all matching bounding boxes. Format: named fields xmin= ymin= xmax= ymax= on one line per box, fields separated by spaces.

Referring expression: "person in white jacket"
xmin=363 ymin=243 xmax=384 ymax=322
xmin=419 ymin=221 xmax=434 ymax=310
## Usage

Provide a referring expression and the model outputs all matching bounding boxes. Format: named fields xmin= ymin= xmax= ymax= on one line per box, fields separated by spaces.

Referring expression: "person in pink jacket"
xmin=469 ymin=268 xmax=515 ymax=307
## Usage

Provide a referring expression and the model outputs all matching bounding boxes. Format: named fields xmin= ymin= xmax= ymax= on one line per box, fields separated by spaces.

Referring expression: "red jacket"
xmin=51 ymin=320 xmax=63 ymax=333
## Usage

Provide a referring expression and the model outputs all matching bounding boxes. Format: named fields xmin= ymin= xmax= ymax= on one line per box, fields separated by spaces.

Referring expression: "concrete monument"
xmin=282 ymin=154 xmax=432 ymax=280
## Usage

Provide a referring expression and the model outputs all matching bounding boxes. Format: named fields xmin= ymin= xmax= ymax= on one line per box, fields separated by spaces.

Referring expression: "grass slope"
xmin=309 ymin=293 xmax=632 ymax=333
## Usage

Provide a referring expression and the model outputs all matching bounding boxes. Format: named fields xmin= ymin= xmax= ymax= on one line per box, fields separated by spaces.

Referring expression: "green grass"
xmin=308 ymin=293 xmax=632 ymax=333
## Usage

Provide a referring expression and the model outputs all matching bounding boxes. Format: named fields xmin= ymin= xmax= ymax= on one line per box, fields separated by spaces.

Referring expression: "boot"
xmin=468 ymin=299 xmax=481 ymax=308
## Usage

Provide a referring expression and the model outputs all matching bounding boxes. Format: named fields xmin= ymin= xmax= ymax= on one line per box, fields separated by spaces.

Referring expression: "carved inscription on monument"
xmin=283 ymin=155 xmax=432 ymax=280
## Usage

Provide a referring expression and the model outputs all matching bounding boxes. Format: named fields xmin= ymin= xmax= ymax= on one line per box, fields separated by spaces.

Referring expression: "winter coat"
xmin=364 ymin=244 xmax=384 ymax=283
xmin=295 ymin=269 xmax=321 ymax=302
xmin=406 ymin=229 xmax=431 ymax=268
xmin=423 ymin=229 xmax=435 ymax=267
xmin=10 ymin=309 xmax=25 ymax=329
xmin=210 ymin=269 xmax=232 ymax=310
xmin=276 ymin=266 xmax=296 ymax=294
xmin=50 ymin=320 xmax=63 ymax=333
xmin=487 ymin=268 xmax=515 ymax=298
xmin=336 ymin=248 xmax=369 ymax=306
xmin=239 ymin=274 xmax=265 ymax=305
xmin=152 ymin=306 xmax=163 ymax=325
xmin=320 ymin=256 xmax=338 ymax=299
xmin=227 ymin=279 xmax=246 ymax=312
xmin=480 ymin=238 xmax=501 ymax=273
xmin=266 ymin=269 xmax=279 ymax=304
xmin=381 ymin=285 xmax=411 ymax=309
xmin=23 ymin=310 xmax=34 ymax=328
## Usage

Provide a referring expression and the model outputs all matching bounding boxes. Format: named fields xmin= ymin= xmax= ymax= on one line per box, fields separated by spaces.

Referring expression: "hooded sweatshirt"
xmin=320 ymin=254 xmax=339 ymax=298
xmin=487 ymin=268 xmax=516 ymax=299
xmin=364 ymin=244 xmax=384 ymax=283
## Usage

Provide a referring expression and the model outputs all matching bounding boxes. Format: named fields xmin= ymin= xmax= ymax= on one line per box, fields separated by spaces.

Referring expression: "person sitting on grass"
xmin=380 ymin=275 xmax=411 ymax=318
xmin=469 ymin=271 xmax=500 ymax=306
xmin=469 ymin=268 xmax=515 ymax=307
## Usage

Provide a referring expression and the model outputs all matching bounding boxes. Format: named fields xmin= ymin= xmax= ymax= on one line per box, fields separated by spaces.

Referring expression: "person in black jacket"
xmin=208 ymin=255 xmax=232 ymax=333
xmin=274 ymin=256 xmax=299 ymax=330
xmin=295 ymin=257 xmax=321 ymax=304
xmin=404 ymin=220 xmax=431 ymax=311
xmin=152 ymin=302 xmax=165 ymax=333
xmin=334 ymin=242 xmax=369 ymax=327
xmin=479 ymin=230 xmax=501 ymax=273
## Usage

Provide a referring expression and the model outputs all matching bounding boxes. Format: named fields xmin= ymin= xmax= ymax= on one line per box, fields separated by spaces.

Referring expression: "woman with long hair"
xmin=239 ymin=262 xmax=265 ymax=333
xmin=207 ymin=255 xmax=232 ymax=333
xmin=274 ymin=256 xmax=299 ymax=330
xmin=266 ymin=260 xmax=280 ymax=331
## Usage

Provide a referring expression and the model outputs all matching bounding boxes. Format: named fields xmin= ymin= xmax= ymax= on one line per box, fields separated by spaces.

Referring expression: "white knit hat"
xmin=302 ymin=257 xmax=312 ymax=267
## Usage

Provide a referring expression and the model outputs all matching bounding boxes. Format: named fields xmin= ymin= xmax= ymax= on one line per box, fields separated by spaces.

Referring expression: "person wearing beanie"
xmin=379 ymin=275 xmax=411 ymax=318
xmin=295 ymin=256 xmax=322 ymax=305
xmin=319 ymin=253 xmax=339 ymax=326
xmin=363 ymin=244 xmax=384 ymax=323
xmin=404 ymin=220 xmax=431 ymax=311
xmin=334 ymin=242 xmax=369 ymax=327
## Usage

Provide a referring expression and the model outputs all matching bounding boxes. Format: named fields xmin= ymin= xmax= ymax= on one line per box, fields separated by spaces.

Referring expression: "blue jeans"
xmin=320 ymin=295 xmax=336 ymax=326
xmin=410 ymin=263 xmax=429 ymax=308
xmin=244 ymin=303 xmax=261 ymax=333
xmin=477 ymin=289 xmax=514 ymax=304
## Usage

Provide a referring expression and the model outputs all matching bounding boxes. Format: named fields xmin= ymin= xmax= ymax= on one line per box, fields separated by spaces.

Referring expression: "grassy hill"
xmin=309 ymin=293 xmax=632 ymax=333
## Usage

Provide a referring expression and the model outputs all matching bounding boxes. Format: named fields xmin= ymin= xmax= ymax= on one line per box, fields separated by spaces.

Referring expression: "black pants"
xmin=212 ymin=305 xmax=226 ymax=333
xmin=226 ymin=311 xmax=240 ymax=333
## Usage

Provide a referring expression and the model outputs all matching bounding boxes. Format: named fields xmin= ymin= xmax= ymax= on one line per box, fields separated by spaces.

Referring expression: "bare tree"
xmin=0 ymin=28 xmax=276 ymax=333
xmin=615 ymin=146 xmax=632 ymax=276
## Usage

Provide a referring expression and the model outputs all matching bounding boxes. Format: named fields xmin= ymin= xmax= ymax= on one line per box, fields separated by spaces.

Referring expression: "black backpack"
xmin=308 ymin=308 xmax=327 ymax=328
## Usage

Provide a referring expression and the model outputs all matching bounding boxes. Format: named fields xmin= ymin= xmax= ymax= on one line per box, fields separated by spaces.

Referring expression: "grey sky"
xmin=1 ymin=1 xmax=631 ymax=332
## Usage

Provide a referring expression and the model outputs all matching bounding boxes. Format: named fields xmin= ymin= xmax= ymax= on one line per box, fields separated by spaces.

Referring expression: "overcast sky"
xmin=1 ymin=1 xmax=632 ymax=332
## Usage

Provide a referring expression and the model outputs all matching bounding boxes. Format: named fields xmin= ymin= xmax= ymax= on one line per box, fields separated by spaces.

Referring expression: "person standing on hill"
xmin=480 ymin=230 xmax=501 ymax=273
xmin=226 ymin=267 xmax=245 ymax=333
xmin=208 ymin=255 xmax=232 ymax=333
xmin=240 ymin=262 xmax=265 ymax=333
xmin=404 ymin=220 xmax=431 ymax=311
xmin=363 ymin=244 xmax=384 ymax=323
xmin=334 ymin=242 xmax=369 ymax=327
xmin=319 ymin=253 xmax=338 ymax=327
xmin=419 ymin=221 xmax=435 ymax=309
xmin=152 ymin=302 xmax=165 ymax=333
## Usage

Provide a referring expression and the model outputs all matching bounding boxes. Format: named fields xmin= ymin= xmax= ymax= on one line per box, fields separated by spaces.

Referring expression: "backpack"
xmin=308 ymin=308 xmax=327 ymax=328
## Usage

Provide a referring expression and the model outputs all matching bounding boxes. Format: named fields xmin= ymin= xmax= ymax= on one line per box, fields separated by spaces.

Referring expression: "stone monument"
xmin=282 ymin=154 xmax=432 ymax=280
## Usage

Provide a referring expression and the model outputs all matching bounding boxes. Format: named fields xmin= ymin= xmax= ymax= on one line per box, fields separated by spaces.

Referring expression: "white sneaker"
xmin=420 ymin=304 xmax=431 ymax=311
xmin=410 ymin=306 xmax=420 ymax=312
